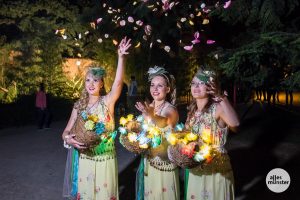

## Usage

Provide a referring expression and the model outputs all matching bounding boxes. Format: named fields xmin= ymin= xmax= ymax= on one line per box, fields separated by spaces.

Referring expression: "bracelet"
xmin=63 ymin=140 xmax=71 ymax=149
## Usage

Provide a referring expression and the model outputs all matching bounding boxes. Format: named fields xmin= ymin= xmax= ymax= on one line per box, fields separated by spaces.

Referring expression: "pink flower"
xmin=128 ymin=16 xmax=134 ymax=23
xmin=162 ymin=187 xmax=167 ymax=192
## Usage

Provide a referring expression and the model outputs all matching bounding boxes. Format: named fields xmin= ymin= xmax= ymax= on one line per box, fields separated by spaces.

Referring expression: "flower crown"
xmin=147 ymin=66 xmax=169 ymax=82
xmin=89 ymin=67 xmax=106 ymax=78
xmin=196 ymin=70 xmax=215 ymax=83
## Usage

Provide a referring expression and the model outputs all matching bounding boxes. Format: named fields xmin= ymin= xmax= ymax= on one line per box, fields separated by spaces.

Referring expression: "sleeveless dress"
xmin=137 ymin=102 xmax=180 ymax=200
xmin=185 ymin=104 xmax=234 ymax=200
xmin=63 ymin=97 xmax=118 ymax=200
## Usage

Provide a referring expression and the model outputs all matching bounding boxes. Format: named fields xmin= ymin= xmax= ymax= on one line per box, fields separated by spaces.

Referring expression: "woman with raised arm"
xmin=62 ymin=37 xmax=131 ymax=200
xmin=184 ymin=68 xmax=240 ymax=200
xmin=135 ymin=66 xmax=180 ymax=200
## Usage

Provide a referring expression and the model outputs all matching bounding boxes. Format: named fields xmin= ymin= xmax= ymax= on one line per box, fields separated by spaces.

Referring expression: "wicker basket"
xmin=119 ymin=134 xmax=147 ymax=154
xmin=167 ymin=143 xmax=201 ymax=169
xmin=71 ymin=117 xmax=101 ymax=149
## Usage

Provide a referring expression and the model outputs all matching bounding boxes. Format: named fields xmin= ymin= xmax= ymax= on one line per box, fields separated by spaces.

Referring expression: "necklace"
xmin=154 ymin=101 xmax=166 ymax=115
xmin=86 ymin=97 xmax=100 ymax=114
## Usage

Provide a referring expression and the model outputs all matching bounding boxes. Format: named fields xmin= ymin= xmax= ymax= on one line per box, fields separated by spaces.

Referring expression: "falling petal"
xmin=165 ymin=13 xmax=168 ymax=17
xmin=103 ymin=3 xmax=106 ymax=8
xmin=164 ymin=46 xmax=171 ymax=52
xmin=157 ymin=39 xmax=162 ymax=43
xmin=76 ymin=60 xmax=81 ymax=66
xmin=190 ymin=14 xmax=194 ymax=18
xmin=133 ymin=27 xmax=138 ymax=30
xmin=196 ymin=11 xmax=202 ymax=16
xmin=78 ymin=33 xmax=82 ymax=39
xmin=62 ymin=35 xmax=67 ymax=39
xmin=180 ymin=18 xmax=187 ymax=22
xmin=136 ymin=20 xmax=143 ymax=26
xmin=144 ymin=25 xmax=152 ymax=35
xmin=55 ymin=30 xmax=59 ymax=34
xmin=77 ymin=53 xmax=81 ymax=57
xmin=203 ymin=8 xmax=211 ymax=13
xmin=202 ymin=19 xmax=209 ymax=25
xmin=169 ymin=2 xmax=175 ymax=9
xmin=84 ymin=31 xmax=89 ymax=35
xmin=143 ymin=35 xmax=147 ymax=40
xmin=194 ymin=31 xmax=200 ymax=39
xmin=128 ymin=16 xmax=134 ymax=23
xmin=108 ymin=10 xmax=113 ymax=14
xmin=207 ymin=40 xmax=215 ymax=44
xmin=177 ymin=22 xmax=182 ymax=29
xmin=112 ymin=39 xmax=118 ymax=45
xmin=75 ymin=43 xmax=80 ymax=46
xmin=224 ymin=0 xmax=232 ymax=9
xmin=96 ymin=18 xmax=102 ymax=24
xmin=200 ymin=3 xmax=206 ymax=9
xmin=179 ymin=40 xmax=182 ymax=43
xmin=135 ymin=42 xmax=141 ymax=48
xmin=192 ymin=39 xmax=200 ymax=44
xmin=214 ymin=54 xmax=219 ymax=59
xmin=148 ymin=5 xmax=154 ymax=8
xmin=98 ymin=38 xmax=103 ymax=43
xmin=90 ymin=22 xmax=96 ymax=29
xmin=189 ymin=20 xmax=194 ymax=26
xmin=150 ymin=42 xmax=153 ymax=48
xmin=120 ymin=20 xmax=126 ymax=26
xmin=184 ymin=45 xmax=193 ymax=51
xmin=104 ymin=34 xmax=109 ymax=38
xmin=152 ymin=8 xmax=158 ymax=11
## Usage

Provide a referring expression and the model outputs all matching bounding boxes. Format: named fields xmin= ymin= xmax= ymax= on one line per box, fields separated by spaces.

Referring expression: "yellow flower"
xmin=119 ymin=117 xmax=127 ymax=126
xmin=127 ymin=114 xmax=134 ymax=121
xmin=128 ymin=133 xmax=137 ymax=142
xmin=88 ymin=114 xmax=99 ymax=122
xmin=139 ymin=143 xmax=149 ymax=149
xmin=84 ymin=120 xmax=95 ymax=131
xmin=185 ymin=133 xmax=198 ymax=141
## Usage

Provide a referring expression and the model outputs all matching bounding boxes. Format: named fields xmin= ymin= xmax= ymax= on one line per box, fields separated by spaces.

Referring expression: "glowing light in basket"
xmin=118 ymin=114 xmax=164 ymax=150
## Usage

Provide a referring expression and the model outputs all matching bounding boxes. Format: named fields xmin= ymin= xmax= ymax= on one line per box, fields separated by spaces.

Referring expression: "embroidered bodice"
xmin=85 ymin=97 xmax=115 ymax=132
xmin=187 ymin=104 xmax=228 ymax=153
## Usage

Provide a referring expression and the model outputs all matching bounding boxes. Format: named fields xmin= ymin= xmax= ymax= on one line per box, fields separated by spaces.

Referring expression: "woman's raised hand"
xmin=206 ymin=77 xmax=228 ymax=102
xmin=118 ymin=37 xmax=132 ymax=57
xmin=135 ymin=101 xmax=154 ymax=117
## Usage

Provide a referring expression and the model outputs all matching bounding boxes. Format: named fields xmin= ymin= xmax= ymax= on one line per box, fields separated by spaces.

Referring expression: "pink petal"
xmin=223 ymin=1 xmax=232 ymax=9
xmin=120 ymin=20 xmax=126 ymax=26
xmin=184 ymin=45 xmax=193 ymax=51
xmin=191 ymin=39 xmax=200 ymax=44
xmin=96 ymin=18 xmax=102 ymax=24
xmin=206 ymin=40 xmax=215 ymax=44
xmin=194 ymin=31 xmax=200 ymax=39
xmin=128 ymin=16 xmax=134 ymax=23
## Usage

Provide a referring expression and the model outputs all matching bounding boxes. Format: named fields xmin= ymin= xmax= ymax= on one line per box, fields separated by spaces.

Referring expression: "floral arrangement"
xmin=72 ymin=111 xmax=117 ymax=154
xmin=167 ymin=123 xmax=216 ymax=168
xmin=118 ymin=114 xmax=164 ymax=153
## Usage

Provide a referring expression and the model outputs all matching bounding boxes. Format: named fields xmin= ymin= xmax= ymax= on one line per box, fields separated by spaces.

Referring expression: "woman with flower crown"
xmin=61 ymin=37 xmax=131 ymax=200
xmin=184 ymin=68 xmax=239 ymax=200
xmin=135 ymin=66 xmax=180 ymax=200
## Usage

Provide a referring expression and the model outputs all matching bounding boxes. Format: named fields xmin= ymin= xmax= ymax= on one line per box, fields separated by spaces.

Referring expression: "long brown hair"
xmin=186 ymin=68 xmax=218 ymax=122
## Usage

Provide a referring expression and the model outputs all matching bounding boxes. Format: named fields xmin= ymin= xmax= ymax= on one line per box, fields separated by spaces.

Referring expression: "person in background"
xmin=35 ymin=83 xmax=51 ymax=129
